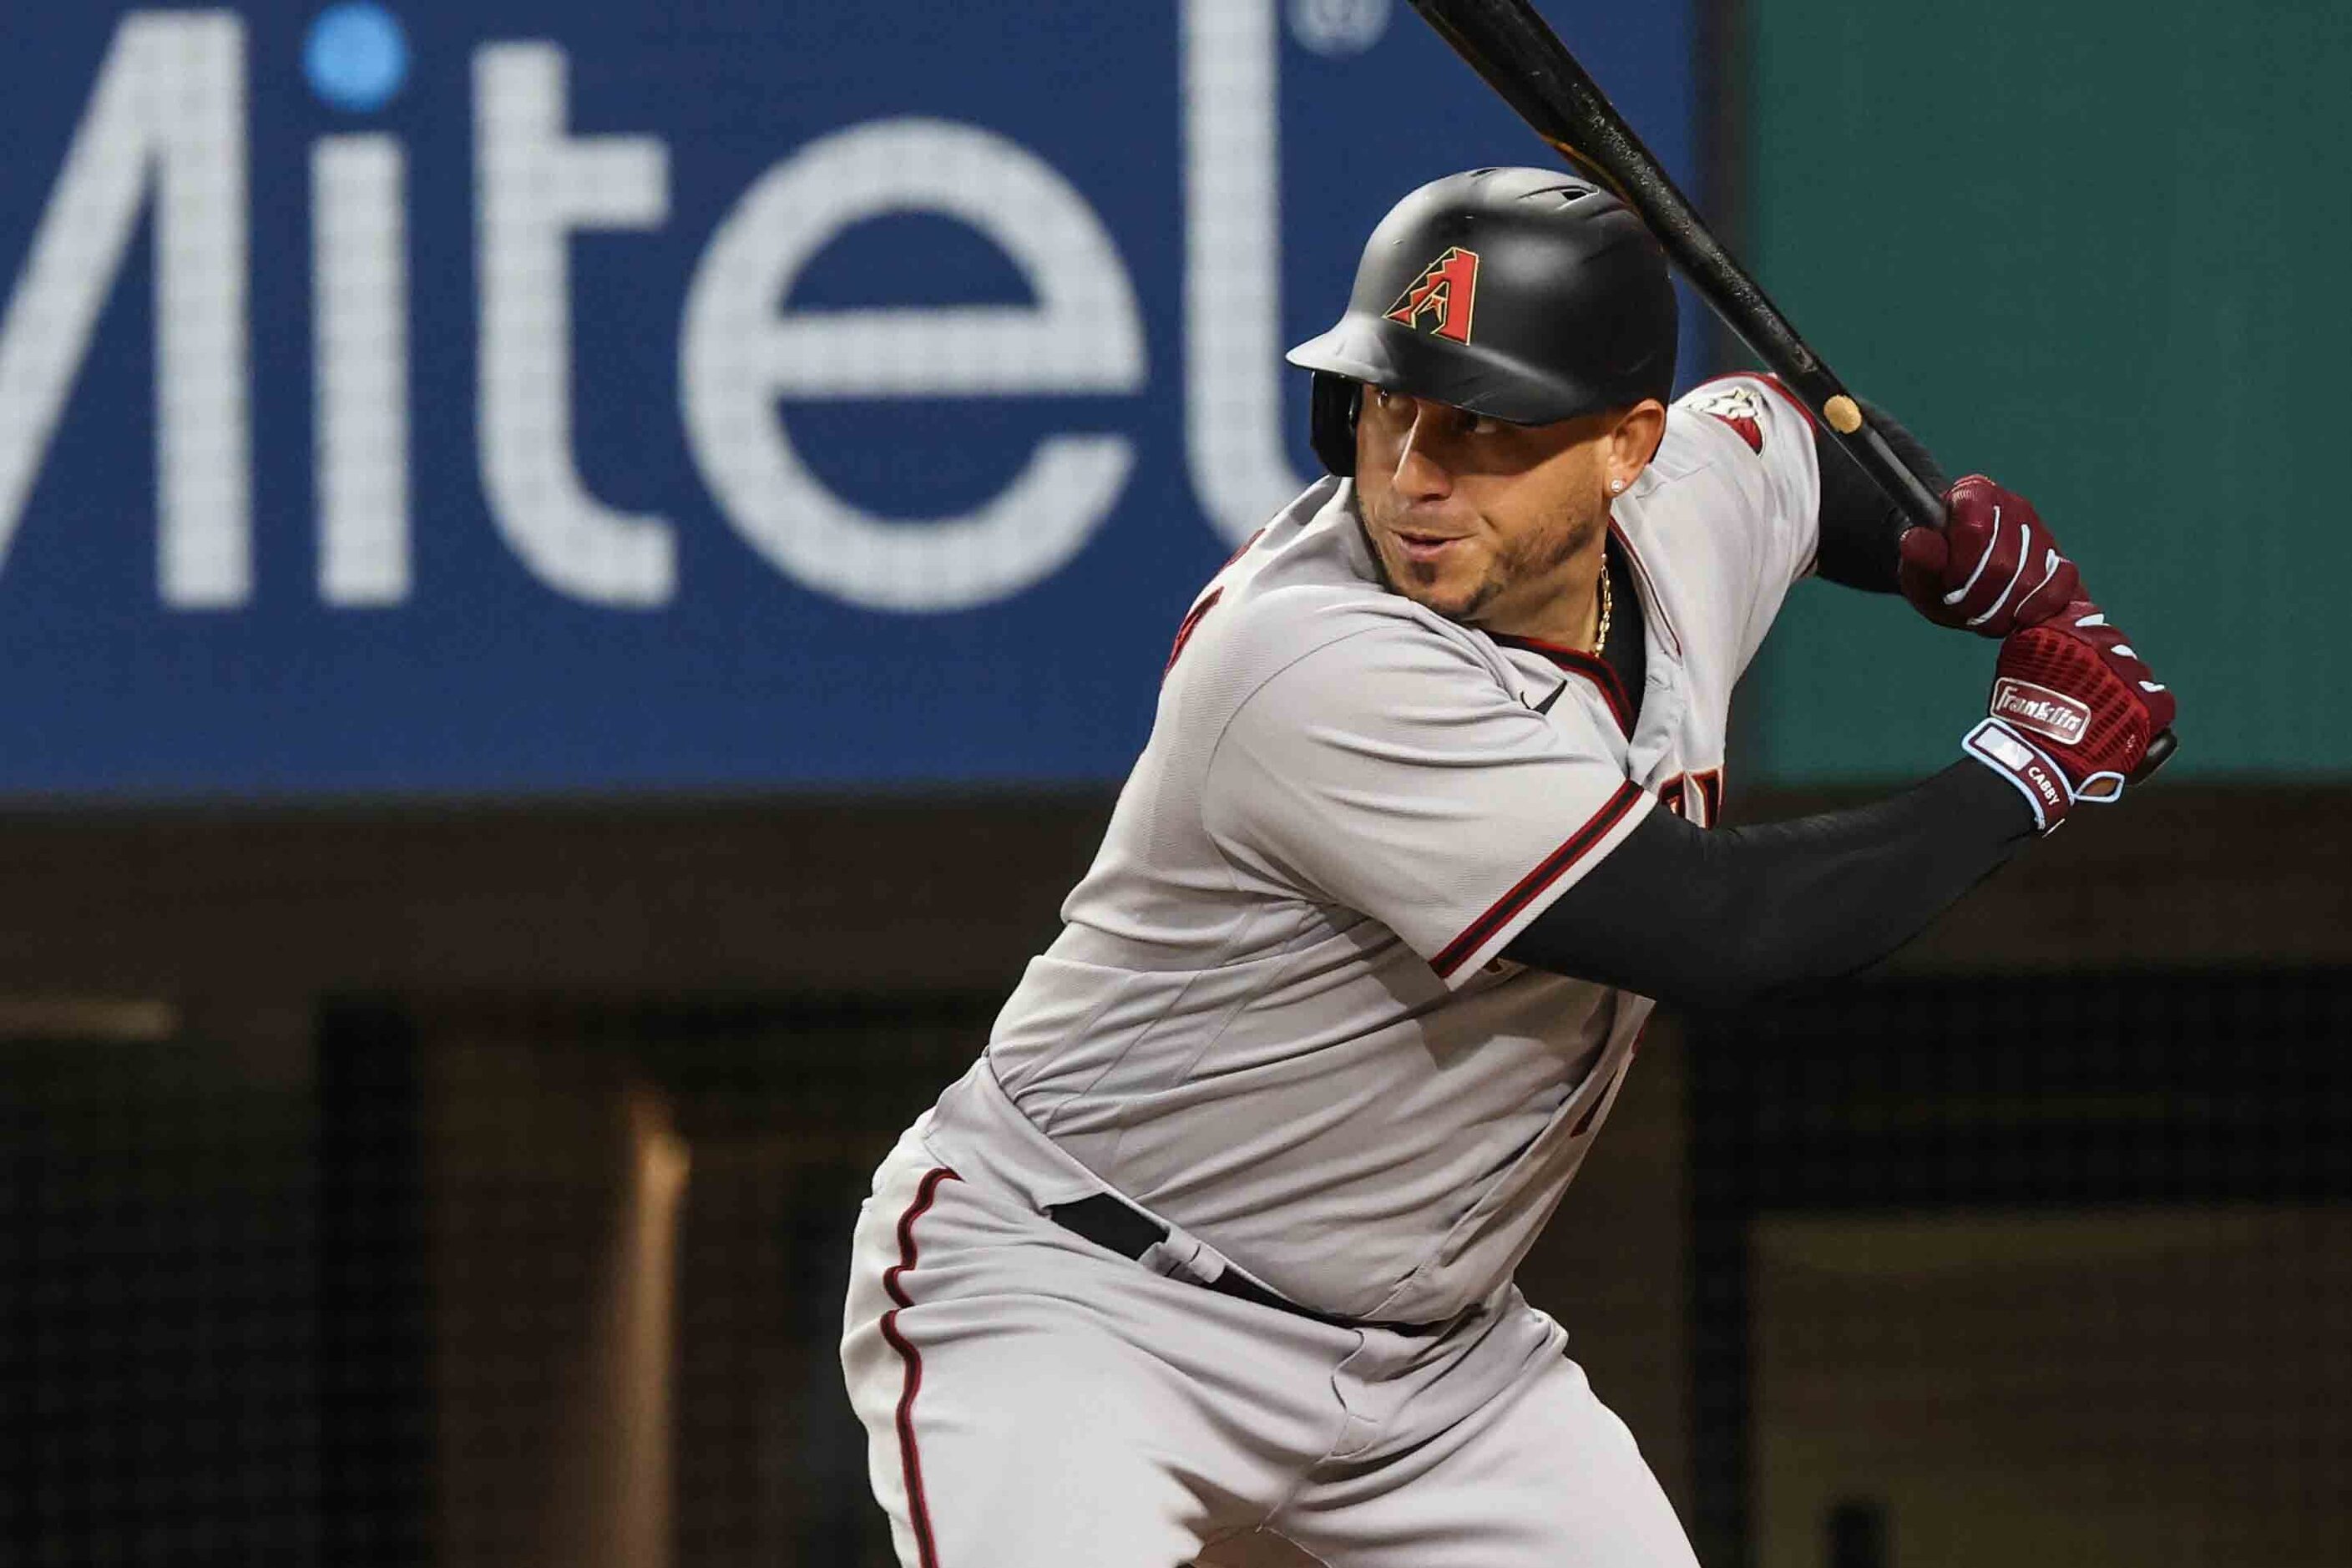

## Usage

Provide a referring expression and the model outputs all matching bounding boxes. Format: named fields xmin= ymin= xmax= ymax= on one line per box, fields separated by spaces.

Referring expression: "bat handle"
xmin=2129 ymin=728 xmax=2177 ymax=785
xmin=1818 ymin=387 xmax=2183 ymax=783
xmin=1812 ymin=387 xmax=1948 ymax=531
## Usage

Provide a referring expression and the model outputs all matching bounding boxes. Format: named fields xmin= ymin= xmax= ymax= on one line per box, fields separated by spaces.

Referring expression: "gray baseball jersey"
xmin=918 ymin=374 xmax=1822 ymax=1326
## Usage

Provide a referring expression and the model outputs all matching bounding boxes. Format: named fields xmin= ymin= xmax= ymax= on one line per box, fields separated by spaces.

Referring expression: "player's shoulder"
xmin=1623 ymin=373 xmax=1820 ymax=539
xmin=1668 ymin=372 xmax=1819 ymax=465
xmin=1176 ymin=482 xmax=1505 ymax=709
xmin=1204 ymin=573 xmax=1491 ymax=701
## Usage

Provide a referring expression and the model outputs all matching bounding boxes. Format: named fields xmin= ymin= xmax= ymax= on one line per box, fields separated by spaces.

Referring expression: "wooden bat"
xmin=1405 ymin=0 xmax=2177 ymax=776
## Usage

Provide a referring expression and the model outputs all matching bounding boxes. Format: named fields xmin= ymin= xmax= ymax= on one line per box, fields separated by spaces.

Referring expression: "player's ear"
xmin=1606 ymin=398 xmax=1667 ymax=490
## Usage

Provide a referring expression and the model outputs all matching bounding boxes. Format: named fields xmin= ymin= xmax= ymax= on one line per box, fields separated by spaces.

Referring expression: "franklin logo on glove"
xmin=1990 ymin=679 xmax=2092 ymax=746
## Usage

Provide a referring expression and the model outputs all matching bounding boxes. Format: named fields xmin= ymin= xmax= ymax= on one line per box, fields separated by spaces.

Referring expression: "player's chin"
xmin=1382 ymin=539 xmax=1483 ymax=598
xmin=1391 ymin=568 xmax=1490 ymax=624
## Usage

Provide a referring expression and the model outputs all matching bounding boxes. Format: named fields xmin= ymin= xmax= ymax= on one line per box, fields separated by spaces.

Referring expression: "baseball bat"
xmin=1404 ymin=0 xmax=2177 ymax=778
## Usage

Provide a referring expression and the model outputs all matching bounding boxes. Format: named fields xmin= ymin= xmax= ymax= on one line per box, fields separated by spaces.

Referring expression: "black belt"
xmin=1044 ymin=1193 xmax=1445 ymax=1337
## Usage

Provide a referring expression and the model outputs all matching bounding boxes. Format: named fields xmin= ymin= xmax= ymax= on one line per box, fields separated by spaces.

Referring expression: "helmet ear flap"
xmin=1308 ymin=372 xmax=1361 ymax=477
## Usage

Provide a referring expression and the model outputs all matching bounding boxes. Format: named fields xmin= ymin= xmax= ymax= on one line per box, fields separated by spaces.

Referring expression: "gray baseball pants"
xmin=841 ymin=1120 xmax=1701 ymax=1567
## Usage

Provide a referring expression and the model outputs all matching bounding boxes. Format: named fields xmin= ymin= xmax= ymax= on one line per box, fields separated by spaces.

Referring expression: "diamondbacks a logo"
xmin=1991 ymin=678 xmax=2092 ymax=747
xmin=1384 ymin=246 xmax=1480 ymax=343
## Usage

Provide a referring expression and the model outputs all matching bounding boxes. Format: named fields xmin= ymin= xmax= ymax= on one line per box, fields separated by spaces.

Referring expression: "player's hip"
xmin=842 ymin=1116 xmax=1362 ymax=1366
xmin=918 ymin=1050 xmax=1565 ymax=1326
xmin=838 ymin=1105 xmax=1563 ymax=1438
xmin=837 ymin=1124 xmax=1362 ymax=1521
xmin=837 ymin=1146 xmax=1316 ymax=1568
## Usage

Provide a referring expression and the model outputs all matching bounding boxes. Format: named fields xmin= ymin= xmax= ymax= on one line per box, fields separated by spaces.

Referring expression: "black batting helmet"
xmin=1287 ymin=166 xmax=1677 ymax=476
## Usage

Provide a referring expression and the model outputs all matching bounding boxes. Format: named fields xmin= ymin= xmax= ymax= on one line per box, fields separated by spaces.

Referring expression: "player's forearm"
xmin=1813 ymin=398 xmax=1948 ymax=591
xmin=1503 ymin=761 xmax=2034 ymax=1010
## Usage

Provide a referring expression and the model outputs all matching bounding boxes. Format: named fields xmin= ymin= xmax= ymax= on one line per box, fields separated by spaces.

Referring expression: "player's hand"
xmin=1960 ymin=598 xmax=2176 ymax=833
xmin=1898 ymin=475 xmax=2080 ymax=638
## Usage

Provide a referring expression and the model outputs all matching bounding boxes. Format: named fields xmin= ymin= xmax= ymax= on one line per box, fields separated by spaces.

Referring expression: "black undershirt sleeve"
xmin=1811 ymin=398 xmax=1950 ymax=592
xmin=1499 ymin=400 xmax=1991 ymax=1008
xmin=1502 ymin=761 xmax=2035 ymax=1011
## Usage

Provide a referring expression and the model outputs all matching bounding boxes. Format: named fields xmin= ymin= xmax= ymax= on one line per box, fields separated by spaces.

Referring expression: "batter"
xmin=840 ymin=168 xmax=2174 ymax=1567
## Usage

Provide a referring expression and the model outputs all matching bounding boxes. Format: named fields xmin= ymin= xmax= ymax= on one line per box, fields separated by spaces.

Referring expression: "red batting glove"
xmin=1899 ymin=475 xmax=2081 ymax=637
xmin=1960 ymin=598 xmax=2177 ymax=833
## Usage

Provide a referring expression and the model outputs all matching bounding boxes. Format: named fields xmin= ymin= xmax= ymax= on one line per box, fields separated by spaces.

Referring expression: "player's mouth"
xmin=1391 ymin=528 xmax=1469 ymax=565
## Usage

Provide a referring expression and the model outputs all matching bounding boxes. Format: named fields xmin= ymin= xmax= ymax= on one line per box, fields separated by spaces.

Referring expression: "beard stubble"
xmin=1356 ymin=482 xmax=1606 ymax=630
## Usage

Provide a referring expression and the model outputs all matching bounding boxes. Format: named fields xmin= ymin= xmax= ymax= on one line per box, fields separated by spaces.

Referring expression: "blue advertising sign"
xmin=0 ymin=1 xmax=1697 ymax=795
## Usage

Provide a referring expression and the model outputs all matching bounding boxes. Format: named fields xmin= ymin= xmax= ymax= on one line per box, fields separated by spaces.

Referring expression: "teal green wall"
xmin=1743 ymin=0 xmax=2350 ymax=781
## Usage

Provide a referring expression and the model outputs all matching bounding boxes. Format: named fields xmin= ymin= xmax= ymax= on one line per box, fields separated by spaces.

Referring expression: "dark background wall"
xmin=4 ymin=789 xmax=2348 ymax=1565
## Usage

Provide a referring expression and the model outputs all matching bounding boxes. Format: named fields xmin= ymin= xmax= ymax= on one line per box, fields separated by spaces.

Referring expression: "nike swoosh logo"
xmin=1531 ymin=681 xmax=1568 ymax=715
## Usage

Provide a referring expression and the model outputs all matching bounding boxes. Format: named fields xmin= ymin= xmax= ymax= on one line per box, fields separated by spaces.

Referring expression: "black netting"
xmin=8 ymin=972 xmax=2349 ymax=1565
xmin=6 ymin=994 xmax=996 ymax=1568
xmin=1692 ymin=969 xmax=2352 ymax=1568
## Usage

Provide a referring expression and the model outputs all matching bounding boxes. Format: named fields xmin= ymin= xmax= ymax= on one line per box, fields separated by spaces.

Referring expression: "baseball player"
xmin=839 ymin=168 xmax=2175 ymax=1567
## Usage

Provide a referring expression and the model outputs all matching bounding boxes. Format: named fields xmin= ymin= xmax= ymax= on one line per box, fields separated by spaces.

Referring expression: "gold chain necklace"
xmin=1589 ymin=560 xmax=1612 ymax=656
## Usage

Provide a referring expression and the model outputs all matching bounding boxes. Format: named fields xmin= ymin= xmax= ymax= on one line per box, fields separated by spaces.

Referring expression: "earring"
xmin=1609 ymin=478 xmax=1626 ymax=493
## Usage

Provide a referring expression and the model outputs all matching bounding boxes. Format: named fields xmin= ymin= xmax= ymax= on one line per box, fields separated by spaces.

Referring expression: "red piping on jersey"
xmin=1433 ymin=779 xmax=1646 ymax=979
xmin=1488 ymin=516 xmax=1680 ymax=711
xmin=1490 ymin=634 xmax=1636 ymax=737
xmin=1165 ymin=526 xmax=1266 ymax=680
xmin=1605 ymin=519 xmax=1682 ymax=660
xmin=1217 ymin=525 xmax=1267 ymax=574
xmin=1165 ymin=587 xmax=1225 ymax=677
xmin=1697 ymin=768 xmax=1725 ymax=826
xmin=879 ymin=1166 xmax=959 ymax=1568
xmin=1569 ymin=1059 xmax=1626 ymax=1138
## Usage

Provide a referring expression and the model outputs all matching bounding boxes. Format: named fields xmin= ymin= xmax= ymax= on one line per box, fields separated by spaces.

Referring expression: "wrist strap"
xmin=1961 ymin=718 xmax=2072 ymax=834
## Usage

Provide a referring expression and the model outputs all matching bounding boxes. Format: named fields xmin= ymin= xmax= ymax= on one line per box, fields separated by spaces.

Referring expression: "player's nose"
xmin=1390 ymin=406 xmax=1456 ymax=499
